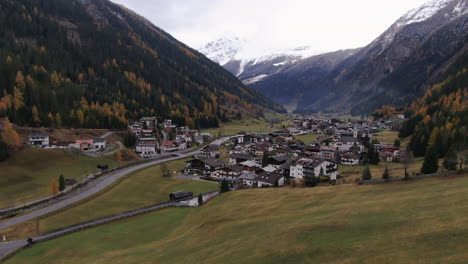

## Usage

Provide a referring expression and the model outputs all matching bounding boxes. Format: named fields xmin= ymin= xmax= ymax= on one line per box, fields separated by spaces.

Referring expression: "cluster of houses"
xmin=288 ymin=117 xmax=405 ymax=163
xmin=29 ymin=132 xmax=106 ymax=152
xmin=184 ymin=131 xmax=339 ymax=188
xmin=130 ymin=117 xmax=212 ymax=158
xmin=183 ymin=117 xmax=403 ymax=188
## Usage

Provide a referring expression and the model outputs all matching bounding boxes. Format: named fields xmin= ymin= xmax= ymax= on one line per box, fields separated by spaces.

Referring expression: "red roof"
xmin=162 ymin=141 xmax=175 ymax=147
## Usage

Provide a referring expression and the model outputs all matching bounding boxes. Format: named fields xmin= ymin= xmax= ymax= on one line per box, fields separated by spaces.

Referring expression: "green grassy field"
xmin=7 ymin=174 xmax=468 ymax=264
xmin=1 ymin=159 xmax=218 ymax=240
xmin=294 ymin=133 xmax=326 ymax=144
xmin=35 ymin=159 xmax=218 ymax=234
xmin=201 ymin=114 xmax=289 ymax=137
xmin=338 ymin=158 xmax=424 ymax=182
xmin=372 ymin=130 xmax=399 ymax=145
xmin=0 ymin=147 xmax=119 ymax=208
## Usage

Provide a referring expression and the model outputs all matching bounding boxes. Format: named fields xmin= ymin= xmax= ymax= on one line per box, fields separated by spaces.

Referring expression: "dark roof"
xmin=200 ymin=157 xmax=226 ymax=167
xmin=137 ymin=140 xmax=158 ymax=146
xmin=229 ymin=153 xmax=255 ymax=160
xmin=220 ymin=165 xmax=244 ymax=172
xmin=341 ymin=136 xmax=359 ymax=143
xmin=255 ymin=171 xmax=283 ymax=184
xmin=270 ymin=155 xmax=289 ymax=163
xmin=341 ymin=153 xmax=360 ymax=159
xmin=30 ymin=132 xmax=48 ymax=138
xmin=170 ymin=191 xmax=193 ymax=199
xmin=294 ymin=158 xmax=337 ymax=167
xmin=93 ymin=138 xmax=106 ymax=143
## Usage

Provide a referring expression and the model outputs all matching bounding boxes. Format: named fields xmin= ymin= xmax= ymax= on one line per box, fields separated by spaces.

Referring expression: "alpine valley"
xmin=201 ymin=0 xmax=468 ymax=114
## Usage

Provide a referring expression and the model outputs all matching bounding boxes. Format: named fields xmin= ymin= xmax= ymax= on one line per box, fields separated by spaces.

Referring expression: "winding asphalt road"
xmin=0 ymin=136 xmax=230 ymax=231
xmin=0 ymin=190 xmax=221 ymax=260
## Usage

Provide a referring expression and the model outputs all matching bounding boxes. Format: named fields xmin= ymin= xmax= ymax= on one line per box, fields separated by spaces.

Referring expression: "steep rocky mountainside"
xmin=250 ymin=0 xmax=468 ymax=114
xmin=0 ymin=0 xmax=281 ymax=129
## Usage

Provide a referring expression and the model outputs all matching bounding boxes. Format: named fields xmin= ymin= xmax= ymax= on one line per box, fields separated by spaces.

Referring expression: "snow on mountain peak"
xmin=199 ymin=36 xmax=320 ymax=67
xmin=397 ymin=0 xmax=465 ymax=27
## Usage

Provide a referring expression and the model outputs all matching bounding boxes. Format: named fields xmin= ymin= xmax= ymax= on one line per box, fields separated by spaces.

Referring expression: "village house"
xmin=92 ymin=138 xmax=106 ymax=149
xmin=161 ymin=140 xmax=186 ymax=153
xmin=211 ymin=165 xmax=244 ymax=181
xmin=135 ymin=139 xmax=159 ymax=158
xmin=340 ymin=153 xmax=360 ymax=166
xmin=239 ymin=160 xmax=262 ymax=172
xmin=140 ymin=116 xmax=158 ymax=130
xmin=29 ymin=133 xmax=49 ymax=147
xmin=200 ymin=144 xmax=220 ymax=158
xmin=229 ymin=153 xmax=256 ymax=165
xmin=75 ymin=139 xmax=94 ymax=151
xmin=290 ymin=158 xmax=339 ymax=181
xmin=185 ymin=157 xmax=226 ymax=176
xmin=239 ymin=172 xmax=257 ymax=188
xmin=267 ymin=155 xmax=289 ymax=169
xmin=256 ymin=171 xmax=285 ymax=187
xmin=163 ymin=119 xmax=176 ymax=129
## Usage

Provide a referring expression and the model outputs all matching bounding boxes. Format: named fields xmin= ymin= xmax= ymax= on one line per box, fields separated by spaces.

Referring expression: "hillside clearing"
xmin=0 ymin=148 xmax=119 ymax=208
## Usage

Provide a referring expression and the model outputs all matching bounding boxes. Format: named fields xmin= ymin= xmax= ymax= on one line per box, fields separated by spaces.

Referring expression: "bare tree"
xmin=403 ymin=147 xmax=415 ymax=179
xmin=160 ymin=163 xmax=171 ymax=178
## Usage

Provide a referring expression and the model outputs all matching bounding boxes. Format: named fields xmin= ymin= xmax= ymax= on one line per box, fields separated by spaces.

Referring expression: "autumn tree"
xmin=55 ymin=113 xmax=62 ymax=128
xmin=51 ymin=179 xmax=59 ymax=195
xmin=403 ymin=148 xmax=414 ymax=180
xmin=32 ymin=106 xmax=41 ymax=126
xmin=1 ymin=118 xmax=20 ymax=150
xmin=160 ymin=163 xmax=170 ymax=178
xmin=115 ymin=150 xmax=124 ymax=162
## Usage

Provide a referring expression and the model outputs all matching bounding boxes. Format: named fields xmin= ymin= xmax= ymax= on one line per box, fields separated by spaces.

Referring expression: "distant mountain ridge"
xmin=204 ymin=0 xmax=468 ymax=114
xmin=200 ymin=36 xmax=321 ymax=84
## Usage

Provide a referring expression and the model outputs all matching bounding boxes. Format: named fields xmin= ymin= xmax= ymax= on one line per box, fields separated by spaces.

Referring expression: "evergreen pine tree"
xmin=262 ymin=152 xmax=270 ymax=167
xmin=421 ymin=146 xmax=439 ymax=174
xmin=198 ymin=194 xmax=203 ymax=206
xmin=220 ymin=179 xmax=230 ymax=193
xmin=382 ymin=166 xmax=390 ymax=180
xmin=58 ymin=174 xmax=66 ymax=191
xmin=443 ymin=145 xmax=458 ymax=171
xmin=362 ymin=166 xmax=372 ymax=180
xmin=0 ymin=140 xmax=9 ymax=162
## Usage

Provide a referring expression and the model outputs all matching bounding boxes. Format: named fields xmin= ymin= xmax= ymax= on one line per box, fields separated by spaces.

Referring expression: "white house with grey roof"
xmin=290 ymin=158 xmax=338 ymax=181
xmin=29 ymin=133 xmax=49 ymax=147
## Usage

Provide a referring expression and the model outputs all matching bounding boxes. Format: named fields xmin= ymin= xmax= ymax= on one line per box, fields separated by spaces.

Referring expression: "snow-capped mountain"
xmin=199 ymin=36 xmax=321 ymax=83
xmin=250 ymin=0 xmax=468 ymax=114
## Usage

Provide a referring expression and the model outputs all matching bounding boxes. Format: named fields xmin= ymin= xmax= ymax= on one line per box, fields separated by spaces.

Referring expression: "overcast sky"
xmin=111 ymin=0 xmax=428 ymax=54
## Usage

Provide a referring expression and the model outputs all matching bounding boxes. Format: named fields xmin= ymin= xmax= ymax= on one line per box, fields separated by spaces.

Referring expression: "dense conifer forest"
xmin=399 ymin=51 xmax=467 ymax=158
xmin=0 ymin=0 xmax=282 ymax=129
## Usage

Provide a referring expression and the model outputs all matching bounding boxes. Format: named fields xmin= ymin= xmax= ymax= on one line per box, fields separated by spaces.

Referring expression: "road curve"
xmin=0 ymin=137 xmax=230 ymax=231
xmin=0 ymin=191 xmax=220 ymax=261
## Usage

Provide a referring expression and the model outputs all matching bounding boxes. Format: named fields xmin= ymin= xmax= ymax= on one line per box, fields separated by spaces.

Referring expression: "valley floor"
xmin=5 ymin=174 xmax=468 ymax=264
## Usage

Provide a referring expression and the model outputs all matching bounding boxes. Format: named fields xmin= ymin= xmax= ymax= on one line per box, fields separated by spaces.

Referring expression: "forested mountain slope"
xmin=399 ymin=50 xmax=467 ymax=158
xmin=0 ymin=0 xmax=281 ymax=129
